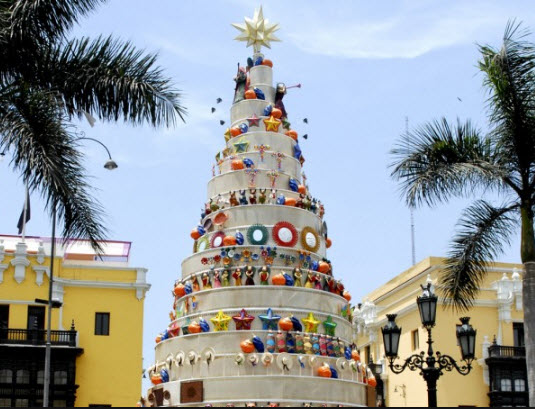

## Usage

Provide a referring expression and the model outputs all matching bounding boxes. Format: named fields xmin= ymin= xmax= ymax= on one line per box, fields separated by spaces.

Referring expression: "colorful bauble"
xmin=326 ymin=237 xmax=333 ymax=249
xmin=284 ymin=198 xmax=297 ymax=207
xmin=240 ymin=339 xmax=255 ymax=354
xmin=188 ymin=321 xmax=202 ymax=334
xmin=262 ymin=59 xmax=273 ymax=68
xmin=278 ymin=317 xmax=294 ymax=331
xmin=235 ymin=231 xmax=245 ymax=245
xmin=352 ymin=350 xmax=361 ymax=362
xmin=253 ymin=88 xmax=265 ymax=100
xmin=285 ymin=130 xmax=298 ymax=141
xmin=230 ymin=126 xmax=242 ymax=137
xmin=151 ymin=374 xmax=163 ymax=385
xmin=298 ymin=185 xmax=307 ymax=195
xmin=252 ymin=336 xmax=265 ymax=353
xmin=289 ymin=179 xmax=299 ymax=192
xmin=174 ymin=284 xmax=186 ymax=297
xmin=239 ymin=123 xmax=249 ymax=133
xmin=343 ymin=291 xmax=352 ymax=302
xmin=223 ymin=235 xmax=237 ymax=246
xmin=318 ymin=261 xmax=331 ymax=274
xmin=368 ymin=375 xmax=377 ymax=387
xmin=263 ymin=105 xmax=273 ymax=116
xmin=245 ymin=89 xmax=257 ymax=99
xmin=271 ymin=107 xmax=282 ymax=119
xmin=231 ymin=159 xmax=245 ymax=170
xmin=271 ymin=273 xmax=286 ymax=286
xmin=191 ymin=228 xmax=201 ymax=240
xmin=318 ymin=364 xmax=332 ymax=378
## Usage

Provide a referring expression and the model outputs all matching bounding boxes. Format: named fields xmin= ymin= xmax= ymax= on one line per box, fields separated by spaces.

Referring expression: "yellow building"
xmin=355 ymin=257 xmax=528 ymax=407
xmin=0 ymin=235 xmax=150 ymax=407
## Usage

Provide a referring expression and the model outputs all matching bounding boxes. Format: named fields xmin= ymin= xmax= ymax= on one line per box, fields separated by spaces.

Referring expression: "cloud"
xmin=283 ymin=1 xmax=529 ymax=59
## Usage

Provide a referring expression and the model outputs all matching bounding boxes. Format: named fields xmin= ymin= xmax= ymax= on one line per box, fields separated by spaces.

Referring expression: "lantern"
xmin=456 ymin=317 xmax=477 ymax=362
xmin=382 ymin=314 xmax=401 ymax=359
xmin=417 ymin=283 xmax=438 ymax=329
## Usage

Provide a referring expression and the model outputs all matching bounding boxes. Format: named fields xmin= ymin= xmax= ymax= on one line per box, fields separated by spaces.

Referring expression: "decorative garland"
xmin=247 ymin=224 xmax=269 ymax=245
xmin=301 ymin=226 xmax=320 ymax=253
xmin=272 ymin=221 xmax=298 ymax=248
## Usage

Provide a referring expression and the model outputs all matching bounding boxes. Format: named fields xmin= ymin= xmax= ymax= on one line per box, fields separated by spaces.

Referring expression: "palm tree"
xmin=0 ymin=0 xmax=185 ymax=249
xmin=391 ymin=22 xmax=535 ymax=405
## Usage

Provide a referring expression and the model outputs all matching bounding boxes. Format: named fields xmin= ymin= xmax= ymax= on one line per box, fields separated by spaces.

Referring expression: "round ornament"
xmin=272 ymin=222 xmax=298 ymax=248
xmin=197 ymin=236 xmax=210 ymax=253
xmin=245 ymin=89 xmax=256 ymax=100
xmin=211 ymin=232 xmax=226 ymax=248
xmin=301 ymin=227 xmax=320 ymax=253
xmin=262 ymin=59 xmax=273 ymax=68
xmin=223 ymin=235 xmax=237 ymax=246
xmin=247 ymin=224 xmax=269 ymax=246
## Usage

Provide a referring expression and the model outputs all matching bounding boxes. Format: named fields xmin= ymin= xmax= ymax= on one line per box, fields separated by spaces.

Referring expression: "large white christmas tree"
xmin=145 ymin=8 xmax=371 ymax=407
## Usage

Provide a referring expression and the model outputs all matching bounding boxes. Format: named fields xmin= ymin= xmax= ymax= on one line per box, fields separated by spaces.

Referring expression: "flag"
xmin=17 ymin=189 xmax=30 ymax=235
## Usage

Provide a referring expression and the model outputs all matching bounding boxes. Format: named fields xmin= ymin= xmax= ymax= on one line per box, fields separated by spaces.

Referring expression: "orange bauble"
xmin=240 ymin=339 xmax=255 ymax=353
xmin=284 ymin=198 xmax=297 ymax=207
xmin=343 ymin=290 xmax=352 ymax=302
xmin=318 ymin=364 xmax=332 ymax=378
xmin=151 ymin=375 xmax=162 ymax=385
xmin=271 ymin=108 xmax=283 ymax=119
xmin=262 ymin=59 xmax=273 ymax=68
xmin=272 ymin=274 xmax=286 ymax=286
xmin=223 ymin=235 xmax=237 ymax=246
xmin=230 ymin=127 xmax=242 ymax=137
xmin=326 ymin=238 xmax=333 ymax=249
xmin=318 ymin=261 xmax=331 ymax=274
xmin=279 ymin=317 xmax=294 ymax=331
xmin=245 ymin=89 xmax=257 ymax=99
xmin=298 ymin=185 xmax=307 ymax=195
xmin=188 ymin=322 xmax=202 ymax=334
xmin=285 ymin=130 xmax=298 ymax=141
xmin=155 ymin=335 xmax=162 ymax=344
xmin=191 ymin=229 xmax=201 ymax=240
xmin=174 ymin=284 xmax=186 ymax=297
xmin=231 ymin=160 xmax=245 ymax=170
xmin=368 ymin=376 xmax=377 ymax=387
xmin=351 ymin=350 xmax=361 ymax=361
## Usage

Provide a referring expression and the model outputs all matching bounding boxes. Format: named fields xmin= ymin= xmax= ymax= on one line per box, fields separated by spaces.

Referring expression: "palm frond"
xmin=0 ymin=89 xmax=106 ymax=250
xmin=8 ymin=0 xmax=106 ymax=44
xmin=39 ymin=36 xmax=186 ymax=127
xmin=390 ymin=118 xmax=510 ymax=207
xmin=478 ymin=20 xmax=535 ymax=176
xmin=440 ymin=200 xmax=519 ymax=311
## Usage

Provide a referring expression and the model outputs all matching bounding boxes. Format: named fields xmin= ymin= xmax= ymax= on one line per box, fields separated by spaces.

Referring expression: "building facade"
xmin=0 ymin=235 xmax=150 ymax=407
xmin=354 ymin=257 xmax=527 ymax=407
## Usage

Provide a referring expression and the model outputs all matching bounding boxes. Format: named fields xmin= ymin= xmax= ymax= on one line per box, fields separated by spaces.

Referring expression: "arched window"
xmin=514 ymin=379 xmax=526 ymax=392
xmin=15 ymin=370 xmax=29 ymax=384
xmin=500 ymin=378 xmax=512 ymax=392
xmin=0 ymin=369 xmax=12 ymax=383
xmin=54 ymin=370 xmax=68 ymax=385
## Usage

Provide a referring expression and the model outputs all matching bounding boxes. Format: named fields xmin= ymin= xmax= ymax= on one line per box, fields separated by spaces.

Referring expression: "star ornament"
xmin=302 ymin=313 xmax=321 ymax=333
xmin=234 ymin=138 xmax=250 ymax=153
xmin=233 ymin=308 xmax=255 ymax=330
xmin=210 ymin=310 xmax=232 ymax=332
xmin=247 ymin=113 xmax=261 ymax=127
xmin=259 ymin=308 xmax=281 ymax=331
xmin=232 ymin=7 xmax=281 ymax=54
xmin=323 ymin=316 xmax=337 ymax=336
xmin=264 ymin=115 xmax=281 ymax=132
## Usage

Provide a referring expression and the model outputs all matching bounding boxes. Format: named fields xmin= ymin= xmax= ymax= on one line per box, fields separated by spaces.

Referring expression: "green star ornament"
xmin=323 ymin=315 xmax=337 ymax=336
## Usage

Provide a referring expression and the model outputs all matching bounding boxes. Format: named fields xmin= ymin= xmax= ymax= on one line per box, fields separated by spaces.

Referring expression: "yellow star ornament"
xmin=224 ymin=128 xmax=232 ymax=142
xmin=302 ymin=312 xmax=321 ymax=333
xmin=210 ymin=310 xmax=232 ymax=332
xmin=231 ymin=7 xmax=281 ymax=54
xmin=264 ymin=115 xmax=281 ymax=132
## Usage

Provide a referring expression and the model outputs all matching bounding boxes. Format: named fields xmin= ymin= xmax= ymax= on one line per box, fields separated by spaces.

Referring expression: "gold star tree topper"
xmin=232 ymin=6 xmax=281 ymax=54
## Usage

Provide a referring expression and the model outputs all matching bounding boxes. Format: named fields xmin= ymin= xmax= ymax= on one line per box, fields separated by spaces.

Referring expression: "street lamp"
xmin=42 ymin=137 xmax=117 ymax=408
xmin=381 ymin=284 xmax=476 ymax=408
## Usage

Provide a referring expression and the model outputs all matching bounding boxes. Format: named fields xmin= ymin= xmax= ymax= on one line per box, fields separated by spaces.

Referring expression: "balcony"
xmin=0 ymin=329 xmax=77 ymax=347
xmin=488 ymin=345 xmax=526 ymax=359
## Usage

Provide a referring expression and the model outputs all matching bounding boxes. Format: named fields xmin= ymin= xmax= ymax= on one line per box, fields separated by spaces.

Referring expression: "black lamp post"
xmin=381 ymin=284 xmax=477 ymax=407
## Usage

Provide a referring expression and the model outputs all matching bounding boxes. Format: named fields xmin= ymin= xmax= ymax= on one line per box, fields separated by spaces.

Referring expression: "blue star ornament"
xmin=259 ymin=308 xmax=281 ymax=331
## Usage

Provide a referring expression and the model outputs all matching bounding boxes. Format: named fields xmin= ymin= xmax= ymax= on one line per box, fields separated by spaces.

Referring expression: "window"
xmin=411 ymin=329 xmax=420 ymax=351
xmin=95 ymin=313 xmax=110 ymax=336
xmin=501 ymin=378 xmax=512 ymax=392
xmin=15 ymin=370 xmax=29 ymax=385
xmin=54 ymin=370 xmax=68 ymax=385
xmin=514 ymin=379 xmax=526 ymax=392
xmin=513 ymin=323 xmax=525 ymax=348
xmin=0 ymin=369 xmax=12 ymax=384
xmin=37 ymin=370 xmax=44 ymax=385
xmin=0 ymin=305 xmax=8 ymax=329
xmin=14 ymin=399 xmax=28 ymax=407
xmin=27 ymin=306 xmax=45 ymax=330
xmin=0 ymin=399 xmax=11 ymax=407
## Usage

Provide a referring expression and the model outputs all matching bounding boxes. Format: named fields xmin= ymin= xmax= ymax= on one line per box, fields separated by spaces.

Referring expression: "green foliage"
xmin=0 ymin=0 xmax=186 ymax=250
xmin=391 ymin=21 xmax=535 ymax=310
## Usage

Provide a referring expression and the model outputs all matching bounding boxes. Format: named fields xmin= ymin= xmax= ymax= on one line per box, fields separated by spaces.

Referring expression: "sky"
xmin=1 ymin=0 xmax=535 ymax=391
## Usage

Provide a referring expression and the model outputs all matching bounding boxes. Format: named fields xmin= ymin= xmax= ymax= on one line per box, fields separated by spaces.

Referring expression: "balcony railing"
xmin=0 ymin=329 xmax=77 ymax=347
xmin=488 ymin=345 xmax=526 ymax=358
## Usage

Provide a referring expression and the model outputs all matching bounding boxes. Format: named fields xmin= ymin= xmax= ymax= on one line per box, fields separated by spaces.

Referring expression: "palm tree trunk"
xmin=520 ymin=205 xmax=535 ymax=406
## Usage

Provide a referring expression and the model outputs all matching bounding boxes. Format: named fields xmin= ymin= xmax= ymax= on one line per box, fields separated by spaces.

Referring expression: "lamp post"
xmin=381 ymin=284 xmax=477 ymax=408
xmin=42 ymin=138 xmax=117 ymax=408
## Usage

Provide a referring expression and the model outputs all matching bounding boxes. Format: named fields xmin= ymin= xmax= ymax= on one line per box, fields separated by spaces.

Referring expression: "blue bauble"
xmin=289 ymin=179 xmax=299 ymax=192
xmin=252 ymin=336 xmax=265 ymax=353
xmin=311 ymin=261 xmax=320 ymax=271
xmin=243 ymin=158 xmax=255 ymax=168
xmin=284 ymin=273 xmax=294 ymax=287
xmin=239 ymin=123 xmax=249 ymax=133
xmin=294 ymin=143 xmax=302 ymax=160
xmin=344 ymin=346 xmax=352 ymax=361
xmin=277 ymin=195 xmax=286 ymax=205
xmin=199 ymin=318 xmax=210 ymax=333
xmin=254 ymin=88 xmax=266 ymax=100
xmin=330 ymin=366 xmax=338 ymax=379
xmin=160 ymin=369 xmax=169 ymax=383
xmin=185 ymin=283 xmax=193 ymax=294
xmin=291 ymin=317 xmax=303 ymax=332
xmin=235 ymin=231 xmax=245 ymax=245
xmin=197 ymin=226 xmax=206 ymax=236
xmin=263 ymin=105 xmax=273 ymax=116
xmin=254 ymin=56 xmax=264 ymax=66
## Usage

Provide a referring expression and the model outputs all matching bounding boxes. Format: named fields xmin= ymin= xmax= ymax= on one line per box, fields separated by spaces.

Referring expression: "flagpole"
xmin=21 ymin=185 xmax=29 ymax=243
